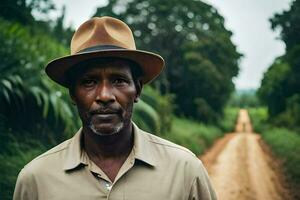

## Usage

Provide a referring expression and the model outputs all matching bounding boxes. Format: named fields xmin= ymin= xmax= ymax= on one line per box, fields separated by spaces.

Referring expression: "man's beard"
xmin=88 ymin=120 xmax=124 ymax=136
xmin=86 ymin=106 xmax=133 ymax=136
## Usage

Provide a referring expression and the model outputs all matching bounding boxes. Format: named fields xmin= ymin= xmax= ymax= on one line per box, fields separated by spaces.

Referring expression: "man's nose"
xmin=95 ymin=82 xmax=116 ymax=103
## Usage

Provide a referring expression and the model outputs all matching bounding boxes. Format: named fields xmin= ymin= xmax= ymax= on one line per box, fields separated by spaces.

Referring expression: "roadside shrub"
xmin=248 ymin=107 xmax=269 ymax=133
xmin=133 ymin=99 xmax=160 ymax=134
xmin=141 ymin=86 xmax=174 ymax=133
xmin=218 ymin=107 xmax=239 ymax=132
xmin=165 ymin=117 xmax=223 ymax=155
xmin=262 ymin=128 xmax=300 ymax=186
xmin=0 ymin=122 xmax=46 ymax=199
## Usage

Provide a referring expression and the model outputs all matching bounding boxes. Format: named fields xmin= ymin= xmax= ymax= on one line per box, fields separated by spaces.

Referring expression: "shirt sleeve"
xmin=188 ymin=160 xmax=217 ymax=200
xmin=13 ymin=168 xmax=38 ymax=200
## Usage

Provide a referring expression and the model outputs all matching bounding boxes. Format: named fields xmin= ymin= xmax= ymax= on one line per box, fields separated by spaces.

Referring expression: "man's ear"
xmin=134 ymin=80 xmax=143 ymax=103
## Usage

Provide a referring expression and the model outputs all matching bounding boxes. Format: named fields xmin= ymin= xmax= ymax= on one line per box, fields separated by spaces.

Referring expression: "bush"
xmin=0 ymin=18 xmax=77 ymax=200
xmin=133 ymin=99 xmax=160 ymax=134
xmin=140 ymin=86 xmax=174 ymax=133
xmin=272 ymin=94 xmax=300 ymax=130
xmin=248 ymin=107 xmax=269 ymax=133
xmin=262 ymin=128 xmax=300 ymax=185
xmin=218 ymin=107 xmax=239 ymax=132
xmin=165 ymin=117 xmax=223 ymax=155
xmin=0 ymin=124 xmax=46 ymax=199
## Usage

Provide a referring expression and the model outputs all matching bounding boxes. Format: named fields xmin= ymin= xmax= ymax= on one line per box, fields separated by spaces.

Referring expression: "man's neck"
xmin=82 ymin=123 xmax=134 ymax=160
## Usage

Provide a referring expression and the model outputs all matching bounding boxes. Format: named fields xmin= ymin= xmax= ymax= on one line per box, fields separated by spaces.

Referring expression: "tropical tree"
xmin=93 ymin=0 xmax=241 ymax=122
xmin=258 ymin=0 xmax=300 ymax=129
xmin=0 ymin=18 xmax=79 ymax=199
xmin=0 ymin=18 xmax=79 ymax=139
xmin=0 ymin=0 xmax=55 ymax=25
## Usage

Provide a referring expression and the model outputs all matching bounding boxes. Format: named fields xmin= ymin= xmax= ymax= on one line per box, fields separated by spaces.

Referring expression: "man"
xmin=13 ymin=16 xmax=216 ymax=200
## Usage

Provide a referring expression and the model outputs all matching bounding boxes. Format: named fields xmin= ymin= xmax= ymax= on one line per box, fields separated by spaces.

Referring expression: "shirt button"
xmin=105 ymin=183 xmax=112 ymax=191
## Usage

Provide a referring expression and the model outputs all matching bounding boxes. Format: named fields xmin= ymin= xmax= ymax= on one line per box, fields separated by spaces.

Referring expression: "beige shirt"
xmin=13 ymin=123 xmax=216 ymax=200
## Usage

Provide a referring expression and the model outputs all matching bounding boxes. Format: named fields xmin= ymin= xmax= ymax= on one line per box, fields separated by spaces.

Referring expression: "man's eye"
xmin=112 ymin=78 xmax=128 ymax=85
xmin=81 ymin=79 xmax=96 ymax=87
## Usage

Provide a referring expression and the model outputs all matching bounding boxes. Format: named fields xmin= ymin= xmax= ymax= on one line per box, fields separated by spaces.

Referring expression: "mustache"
xmin=89 ymin=106 xmax=121 ymax=115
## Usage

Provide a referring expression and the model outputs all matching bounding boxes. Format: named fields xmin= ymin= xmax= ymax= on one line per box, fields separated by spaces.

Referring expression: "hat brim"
xmin=45 ymin=49 xmax=165 ymax=87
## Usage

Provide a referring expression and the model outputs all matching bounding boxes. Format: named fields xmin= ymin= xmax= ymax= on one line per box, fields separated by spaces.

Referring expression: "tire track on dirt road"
xmin=201 ymin=109 xmax=292 ymax=200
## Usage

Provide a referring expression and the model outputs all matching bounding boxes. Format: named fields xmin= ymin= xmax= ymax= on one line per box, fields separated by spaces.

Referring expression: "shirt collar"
xmin=63 ymin=128 xmax=86 ymax=171
xmin=132 ymin=122 xmax=156 ymax=167
xmin=63 ymin=122 xmax=157 ymax=171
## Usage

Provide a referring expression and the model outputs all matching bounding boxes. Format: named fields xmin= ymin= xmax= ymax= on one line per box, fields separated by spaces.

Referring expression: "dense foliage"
xmin=228 ymin=89 xmax=261 ymax=108
xmin=258 ymin=0 xmax=300 ymax=130
xmin=93 ymin=0 xmax=241 ymax=122
xmin=0 ymin=18 xmax=78 ymax=140
xmin=0 ymin=0 xmax=55 ymax=25
xmin=262 ymin=128 xmax=300 ymax=198
xmin=0 ymin=16 xmax=78 ymax=198
xmin=248 ymin=107 xmax=269 ymax=133
xmin=166 ymin=117 xmax=223 ymax=155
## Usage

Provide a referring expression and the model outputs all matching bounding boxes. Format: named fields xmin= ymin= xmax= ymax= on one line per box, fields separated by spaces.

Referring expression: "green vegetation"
xmin=262 ymin=128 xmax=300 ymax=187
xmin=254 ymin=2 xmax=300 ymax=191
xmin=218 ymin=107 xmax=239 ymax=133
xmin=258 ymin=0 xmax=300 ymax=131
xmin=249 ymin=108 xmax=300 ymax=194
xmin=165 ymin=118 xmax=223 ymax=156
xmin=248 ymin=107 xmax=269 ymax=133
xmin=132 ymin=85 xmax=175 ymax=134
xmin=228 ymin=89 xmax=261 ymax=108
xmin=0 ymin=131 xmax=47 ymax=199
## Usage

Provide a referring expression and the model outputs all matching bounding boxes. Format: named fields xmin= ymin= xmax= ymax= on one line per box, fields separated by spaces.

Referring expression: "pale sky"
xmin=50 ymin=0 xmax=293 ymax=90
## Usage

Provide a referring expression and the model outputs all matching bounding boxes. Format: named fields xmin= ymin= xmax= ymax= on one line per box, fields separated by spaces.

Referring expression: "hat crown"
xmin=45 ymin=16 xmax=164 ymax=87
xmin=70 ymin=16 xmax=136 ymax=54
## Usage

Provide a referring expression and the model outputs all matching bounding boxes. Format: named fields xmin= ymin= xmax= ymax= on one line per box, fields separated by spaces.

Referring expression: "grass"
xmin=163 ymin=107 xmax=239 ymax=156
xmin=248 ymin=108 xmax=300 ymax=191
xmin=165 ymin=117 xmax=223 ymax=156
xmin=218 ymin=107 xmax=239 ymax=133
xmin=262 ymin=128 xmax=300 ymax=185
xmin=248 ymin=107 xmax=269 ymax=133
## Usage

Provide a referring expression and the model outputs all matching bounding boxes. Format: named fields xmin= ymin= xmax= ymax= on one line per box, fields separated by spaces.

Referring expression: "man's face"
xmin=70 ymin=59 xmax=140 ymax=136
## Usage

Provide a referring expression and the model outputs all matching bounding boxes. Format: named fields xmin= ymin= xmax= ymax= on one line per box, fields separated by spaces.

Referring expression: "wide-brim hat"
xmin=45 ymin=16 xmax=165 ymax=87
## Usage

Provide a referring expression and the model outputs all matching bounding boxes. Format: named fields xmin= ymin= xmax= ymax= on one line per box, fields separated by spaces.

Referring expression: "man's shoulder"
xmin=138 ymin=129 xmax=206 ymax=177
xmin=139 ymin=129 xmax=197 ymax=160
xmin=23 ymin=138 xmax=72 ymax=172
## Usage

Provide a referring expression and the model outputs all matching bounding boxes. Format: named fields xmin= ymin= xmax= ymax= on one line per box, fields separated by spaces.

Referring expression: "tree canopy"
xmin=93 ymin=0 xmax=241 ymax=122
xmin=258 ymin=0 xmax=300 ymax=129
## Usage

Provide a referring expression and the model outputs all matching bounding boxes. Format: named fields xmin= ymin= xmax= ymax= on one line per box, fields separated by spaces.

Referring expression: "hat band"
xmin=77 ymin=45 xmax=126 ymax=54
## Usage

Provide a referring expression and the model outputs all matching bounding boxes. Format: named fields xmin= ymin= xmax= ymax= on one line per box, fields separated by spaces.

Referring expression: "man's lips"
xmin=89 ymin=107 xmax=121 ymax=122
xmin=93 ymin=113 xmax=117 ymax=118
xmin=90 ymin=108 xmax=120 ymax=115
xmin=90 ymin=112 xmax=120 ymax=121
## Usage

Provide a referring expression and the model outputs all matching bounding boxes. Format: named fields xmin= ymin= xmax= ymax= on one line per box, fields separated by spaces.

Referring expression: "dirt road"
xmin=201 ymin=109 xmax=292 ymax=200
